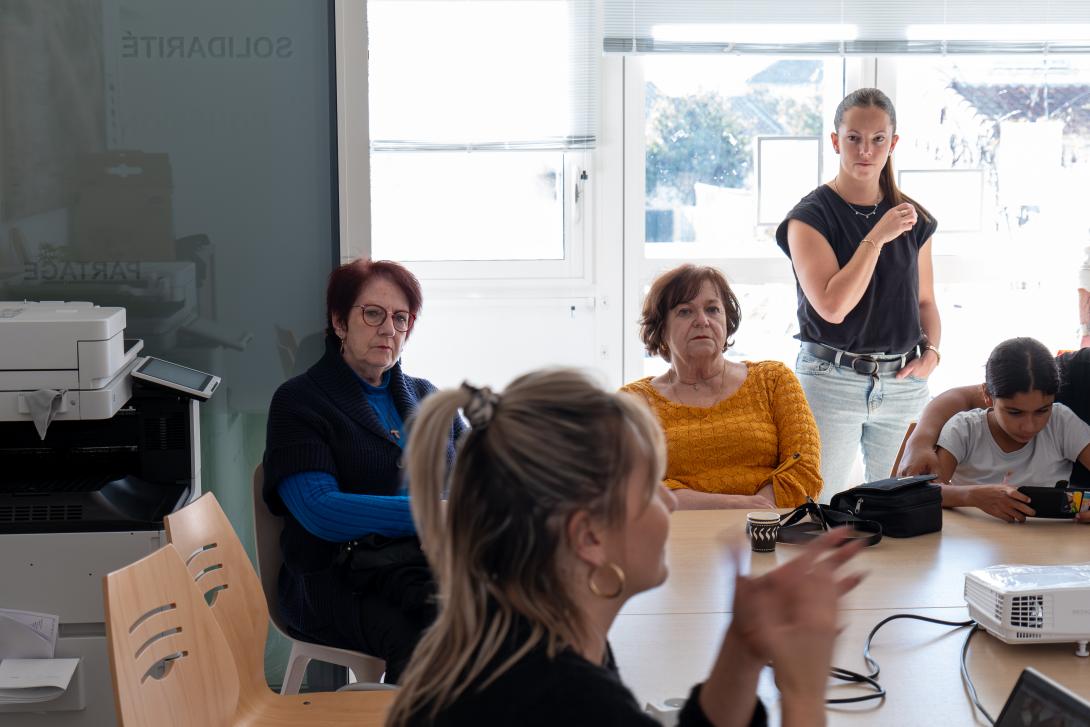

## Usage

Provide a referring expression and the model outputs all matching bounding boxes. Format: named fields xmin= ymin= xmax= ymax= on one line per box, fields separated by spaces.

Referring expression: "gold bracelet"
xmin=861 ymin=237 xmax=881 ymax=252
xmin=923 ymin=343 xmax=941 ymax=364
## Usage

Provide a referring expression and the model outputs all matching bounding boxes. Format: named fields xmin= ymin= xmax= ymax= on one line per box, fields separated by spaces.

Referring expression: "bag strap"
xmin=777 ymin=498 xmax=883 ymax=547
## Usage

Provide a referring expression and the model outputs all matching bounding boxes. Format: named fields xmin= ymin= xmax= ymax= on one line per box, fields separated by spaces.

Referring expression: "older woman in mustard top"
xmin=621 ymin=265 xmax=822 ymax=509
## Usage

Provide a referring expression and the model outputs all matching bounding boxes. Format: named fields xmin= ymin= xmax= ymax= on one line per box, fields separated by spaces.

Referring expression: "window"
xmin=608 ymin=0 xmax=1090 ymax=381
xmin=366 ymin=0 xmax=597 ymax=278
xmin=641 ymin=56 xmax=843 ymax=258
xmin=885 ymin=55 xmax=1090 ymax=392
xmin=370 ymin=152 xmax=567 ymax=262
xmin=627 ymin=55 xmax=848 ymax=377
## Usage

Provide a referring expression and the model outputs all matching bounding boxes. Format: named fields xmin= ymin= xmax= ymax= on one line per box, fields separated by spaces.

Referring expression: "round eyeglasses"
xmin=352 ymin=304 xmax=415 ymax=332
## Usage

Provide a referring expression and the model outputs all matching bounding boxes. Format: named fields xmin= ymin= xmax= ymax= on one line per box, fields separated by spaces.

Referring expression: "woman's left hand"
xmin=896 ymin=349 xmax=939 ymax=380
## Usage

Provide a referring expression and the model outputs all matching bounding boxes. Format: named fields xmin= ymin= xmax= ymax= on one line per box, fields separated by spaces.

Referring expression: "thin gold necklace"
xmin=832 ymin=177 xmax=881 ymax=220
xmin=672 ymin=362 xmax=727 ymax=392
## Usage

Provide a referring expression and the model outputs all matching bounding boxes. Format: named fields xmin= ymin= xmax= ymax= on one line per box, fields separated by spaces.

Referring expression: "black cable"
xmin=960 ymin=624 xmax=995 ymax=726
xmin=826 ymin=665 xmax=885 ymax=704
xmin=863 ymin=614 xmax=975 ymax=678
xmin=826 ymin=613 xmax=976 ymax=705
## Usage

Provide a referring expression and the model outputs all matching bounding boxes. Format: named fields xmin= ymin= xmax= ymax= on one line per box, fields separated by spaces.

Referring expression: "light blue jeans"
xmin=795 ymin=348 xmax=931 ymax=502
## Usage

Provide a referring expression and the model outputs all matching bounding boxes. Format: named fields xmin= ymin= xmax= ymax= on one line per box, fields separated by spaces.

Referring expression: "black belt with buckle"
xmin=802 ymin=341 xmax=919 ymax=376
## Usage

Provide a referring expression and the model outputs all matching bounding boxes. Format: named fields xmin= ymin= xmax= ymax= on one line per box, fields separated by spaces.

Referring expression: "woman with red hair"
xmin=262 ymin=258 xmax=464 ymax=683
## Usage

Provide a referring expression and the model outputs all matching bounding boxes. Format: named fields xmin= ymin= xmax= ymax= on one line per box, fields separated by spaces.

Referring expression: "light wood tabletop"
xmin=611 ymin=508 xmax=1090 ymax=725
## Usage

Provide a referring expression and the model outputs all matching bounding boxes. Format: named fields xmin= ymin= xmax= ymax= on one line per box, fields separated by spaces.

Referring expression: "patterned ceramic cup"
xmin=746 ymin=511 xmax=781 ymax=552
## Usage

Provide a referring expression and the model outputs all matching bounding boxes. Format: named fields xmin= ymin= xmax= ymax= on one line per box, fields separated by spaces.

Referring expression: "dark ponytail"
xmin=985 ymin=337 xmax=1060 ymax=399
xmin=834 ymin=88 xmax=933 ymax=225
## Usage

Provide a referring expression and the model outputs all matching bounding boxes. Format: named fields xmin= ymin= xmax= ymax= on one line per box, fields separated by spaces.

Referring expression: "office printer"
xmin=0 ymin=301 xmax=207 ymax=727
xmin=0 ymin=301 xmax=197 ymax=532
xmin=0 ymin=300 xmax=141 ymax=424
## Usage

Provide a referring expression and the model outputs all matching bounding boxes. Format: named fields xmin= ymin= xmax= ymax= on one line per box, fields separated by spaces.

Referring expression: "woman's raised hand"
xmin=868 ymin=202 xmax=917 ymax=247
xmin=731 ymin=529 xmax=864 ymax=677
xmin=700 ymin=529 xmax=865 ymax=727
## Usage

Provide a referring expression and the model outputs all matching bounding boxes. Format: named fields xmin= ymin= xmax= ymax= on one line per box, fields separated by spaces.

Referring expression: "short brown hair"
xmin=639 ymin=265 xmax=741 ymax=362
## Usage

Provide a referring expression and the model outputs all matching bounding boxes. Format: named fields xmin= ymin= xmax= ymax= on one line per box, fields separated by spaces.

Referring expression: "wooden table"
xmin=611 ymin=508 xmax=1090 ymax=725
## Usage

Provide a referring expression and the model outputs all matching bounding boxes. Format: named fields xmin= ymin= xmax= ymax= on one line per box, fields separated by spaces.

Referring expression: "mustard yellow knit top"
xmin=621 ymin=360 xmax=822 ymax=507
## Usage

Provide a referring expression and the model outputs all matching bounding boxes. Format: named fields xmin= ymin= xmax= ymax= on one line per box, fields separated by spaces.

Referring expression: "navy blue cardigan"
xmin=263 ymin=347 xmax=463 ymax=639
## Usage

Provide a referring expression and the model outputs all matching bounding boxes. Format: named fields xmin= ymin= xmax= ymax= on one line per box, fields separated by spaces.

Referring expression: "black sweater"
xmin=262 ymin=347 xmax=463 ymax=638
xmin=407 ymin=633 xmax=767 ymax=727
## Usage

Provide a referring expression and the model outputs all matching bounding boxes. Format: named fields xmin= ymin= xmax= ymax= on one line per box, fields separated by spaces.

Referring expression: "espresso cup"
xmin=746 ymin=511 xmax=781 ymax=552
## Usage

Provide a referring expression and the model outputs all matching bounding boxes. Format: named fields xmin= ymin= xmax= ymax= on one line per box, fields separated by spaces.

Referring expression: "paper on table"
xmin=0 ymin=658 xmax=79 ymax=704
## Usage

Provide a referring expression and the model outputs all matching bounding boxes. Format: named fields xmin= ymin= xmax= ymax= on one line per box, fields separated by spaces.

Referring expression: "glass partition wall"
xmin=0 ymin=0 xmax=336 ymax=687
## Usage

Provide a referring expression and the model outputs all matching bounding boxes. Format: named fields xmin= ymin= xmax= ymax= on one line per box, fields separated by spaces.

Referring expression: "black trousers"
xmin=333 ymin=537 xmax=437 ymax=684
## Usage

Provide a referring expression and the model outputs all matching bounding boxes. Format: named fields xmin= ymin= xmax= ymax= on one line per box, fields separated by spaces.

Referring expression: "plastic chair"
xmin=164 ymin=493 xmax=391 ymax=709
xmin=104 ymin=545 xmax=396 ymax=727
xmin=251 ymin=465 xmax=387 ymax=693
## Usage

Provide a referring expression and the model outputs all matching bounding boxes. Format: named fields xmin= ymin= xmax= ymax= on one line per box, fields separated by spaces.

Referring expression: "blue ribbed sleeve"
xmin=278 ymin=470 xmax=416 ymax=541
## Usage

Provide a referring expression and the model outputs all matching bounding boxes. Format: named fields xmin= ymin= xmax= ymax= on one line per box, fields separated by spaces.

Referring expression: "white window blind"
xmin=368 ymin=0 xmax=599 ymax=150
xmin=604 ymin=0 xmax=1090 ymax=54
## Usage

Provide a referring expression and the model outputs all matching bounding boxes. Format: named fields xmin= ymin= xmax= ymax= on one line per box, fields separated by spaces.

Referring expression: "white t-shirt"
xmin=937 ymin=403 xmax=1090 ymax=487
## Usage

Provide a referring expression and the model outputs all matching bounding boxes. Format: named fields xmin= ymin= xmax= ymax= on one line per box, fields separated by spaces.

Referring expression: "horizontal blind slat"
xmin=605 ymin=0 xmax=1090 ymax=54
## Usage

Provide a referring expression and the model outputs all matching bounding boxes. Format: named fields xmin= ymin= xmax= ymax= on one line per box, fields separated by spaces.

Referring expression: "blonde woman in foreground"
xmin=387 ymin=369 xmax=864 ymax=727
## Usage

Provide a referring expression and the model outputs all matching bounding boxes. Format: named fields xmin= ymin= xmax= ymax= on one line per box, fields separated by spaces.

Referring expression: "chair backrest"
xmin=250 ymin=464 xmax=291 ymax=635
xmin=104 ymin=545 xmax=240 ymax=727
xmin=163 ymin=492 xmax=270 ymax=698
xmin=890 ymin=421 xmax=919 ymax=477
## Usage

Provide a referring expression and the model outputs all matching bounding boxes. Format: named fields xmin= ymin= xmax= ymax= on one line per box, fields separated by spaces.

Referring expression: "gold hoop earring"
xmin=588 ymin=562 xmax=625 ymax=599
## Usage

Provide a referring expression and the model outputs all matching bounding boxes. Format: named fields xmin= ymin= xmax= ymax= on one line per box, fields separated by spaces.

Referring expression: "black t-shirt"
xmin=1057 ymin=348 xmax=1090 ymax=486
xmin=407 ymin=633 xmax=767 ymax=727
xmin=775 ymin=185 xmax=939 ymax=354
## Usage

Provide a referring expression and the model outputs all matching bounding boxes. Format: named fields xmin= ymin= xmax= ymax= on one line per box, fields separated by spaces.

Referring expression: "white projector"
xmin=964 ymin=564 xmax=1090 ymax=657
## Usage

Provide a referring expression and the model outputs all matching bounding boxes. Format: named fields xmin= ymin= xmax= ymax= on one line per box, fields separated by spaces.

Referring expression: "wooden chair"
xmin=251 ymin=464 xmax=386 ymax=693
xmin=890 ymin=421 xmax=918 ymax=476
xmin=104 ymin=545 xmax=240 ymax=727
xmin=162 ymin=493 xmax=396 ymax=724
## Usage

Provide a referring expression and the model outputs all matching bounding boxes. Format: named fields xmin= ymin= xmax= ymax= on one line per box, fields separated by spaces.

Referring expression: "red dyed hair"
xmin=326 ymin=259 xmax=422 ymax=345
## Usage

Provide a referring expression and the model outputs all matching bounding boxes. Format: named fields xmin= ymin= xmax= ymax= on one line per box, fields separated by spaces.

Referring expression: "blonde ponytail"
xmin=404 ymin=387 xmax=472 ymax=562
xmin=386 ymin=369 xmax=665 ymax=726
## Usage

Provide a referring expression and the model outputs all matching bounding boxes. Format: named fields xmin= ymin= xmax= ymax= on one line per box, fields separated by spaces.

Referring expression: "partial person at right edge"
xmin=899 ymin=340 xmax=1090 ymax=523
xmin=776 ymin=88 xmax=940 ymax=501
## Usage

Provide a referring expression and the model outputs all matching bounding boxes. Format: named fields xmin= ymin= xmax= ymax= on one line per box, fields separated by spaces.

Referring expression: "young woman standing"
xmin=776 ymin=88 xmax=940 ymax=498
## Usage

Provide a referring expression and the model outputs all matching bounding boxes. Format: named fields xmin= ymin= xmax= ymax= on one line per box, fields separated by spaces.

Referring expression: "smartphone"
xmin=1017 ymin=485 xmax=1090 ymax=518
